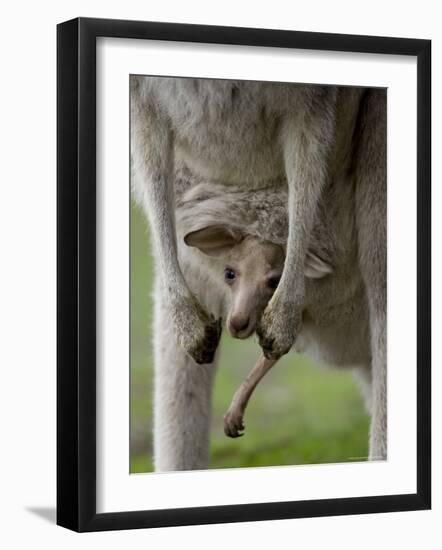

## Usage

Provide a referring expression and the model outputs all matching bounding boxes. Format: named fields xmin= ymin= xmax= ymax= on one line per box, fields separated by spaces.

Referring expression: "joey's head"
xmin=184 ymin=225 xmax=284 ymax=339
xmin=184 ymin=224 xmax=334 ymax=340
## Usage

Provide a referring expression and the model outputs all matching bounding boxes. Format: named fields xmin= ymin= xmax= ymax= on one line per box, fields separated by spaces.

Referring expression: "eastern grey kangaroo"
xmin=131 ymin=77 xmax=386 ymax=470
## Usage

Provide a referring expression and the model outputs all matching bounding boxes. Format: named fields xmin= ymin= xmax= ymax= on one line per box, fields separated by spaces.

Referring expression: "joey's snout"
xmin=228 ymin=313 xmax=252 ymax=339
xmin=227 ymin=291 xmax=268 ymax=340
xmin=222 ymin=240 xmax=284 ymax=340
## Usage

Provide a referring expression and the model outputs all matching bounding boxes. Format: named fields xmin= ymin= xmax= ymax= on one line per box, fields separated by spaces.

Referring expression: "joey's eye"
xmin=267 ymin=277 xmax=280 ymax=290
xmin=224 ymin=268 xmax=236 ymax=283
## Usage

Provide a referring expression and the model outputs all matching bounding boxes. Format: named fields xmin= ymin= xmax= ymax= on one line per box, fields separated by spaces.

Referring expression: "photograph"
xmin=129 ymin=76 xmax=387 ymax=474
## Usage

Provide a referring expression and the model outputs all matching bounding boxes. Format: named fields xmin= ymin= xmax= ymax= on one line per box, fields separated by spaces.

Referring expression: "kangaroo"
xmin=131 ymin=77 xmax=386 ymax=469
xmin=183 ymin=224 xmax=333 ymax=440
xmin=183 ymin=229 xmax=284 ymax=439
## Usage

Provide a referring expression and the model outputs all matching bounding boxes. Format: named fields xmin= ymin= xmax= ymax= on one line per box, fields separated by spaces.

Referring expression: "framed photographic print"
xmin=57 ymin=17 xmax=431 ymax=532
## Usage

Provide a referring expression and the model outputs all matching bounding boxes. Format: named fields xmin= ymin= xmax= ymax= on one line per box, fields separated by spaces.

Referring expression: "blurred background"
xmin=130 ymin=200 xmax=369 ymax=473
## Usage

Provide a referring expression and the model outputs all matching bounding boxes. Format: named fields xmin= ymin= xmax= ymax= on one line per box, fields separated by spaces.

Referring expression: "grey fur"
xmin=131 ymin=77 xmax=386 ymax=469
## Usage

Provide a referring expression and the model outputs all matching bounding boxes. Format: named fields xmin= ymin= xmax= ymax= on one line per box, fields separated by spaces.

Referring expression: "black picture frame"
xmin=57 ymin=17 xmax=431 ymax=532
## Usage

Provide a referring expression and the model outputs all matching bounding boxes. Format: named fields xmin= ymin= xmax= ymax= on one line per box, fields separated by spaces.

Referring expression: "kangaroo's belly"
xmin=295 ymin=289 xmax=371 ymax=368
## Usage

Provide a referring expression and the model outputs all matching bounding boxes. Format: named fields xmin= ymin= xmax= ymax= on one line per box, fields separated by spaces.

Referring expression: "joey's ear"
xmin=184 ymin=225 xmax=244 ymax=258
xmin=304 ymin=251 xmax=333 ymax=279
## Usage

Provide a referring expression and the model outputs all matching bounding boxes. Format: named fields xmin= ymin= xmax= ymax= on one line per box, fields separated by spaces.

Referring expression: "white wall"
xmin=0 ymin=1 xmax=439 ymax=548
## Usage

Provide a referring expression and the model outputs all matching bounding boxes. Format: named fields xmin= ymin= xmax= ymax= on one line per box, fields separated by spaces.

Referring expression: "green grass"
xmin=130 ymin=200 xmax=369 ymax=473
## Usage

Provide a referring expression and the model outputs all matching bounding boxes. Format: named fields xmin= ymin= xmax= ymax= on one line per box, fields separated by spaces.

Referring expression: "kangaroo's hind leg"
xmin=354 ymin=89 xmax=387 ymax=460
xmin=152 ymin=275 xmax=220 ymax=471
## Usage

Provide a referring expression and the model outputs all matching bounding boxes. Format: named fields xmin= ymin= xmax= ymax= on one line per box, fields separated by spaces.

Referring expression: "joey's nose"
xmin=229 ymin=316 xmax=250 ymax=336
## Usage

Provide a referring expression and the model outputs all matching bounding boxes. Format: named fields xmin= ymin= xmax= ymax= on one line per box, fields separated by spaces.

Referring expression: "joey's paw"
xmin=173 ymin=296 xmax=222 ymax=364
xmin=257 ymin=296 xmax=301 ymax=360
xmin=223 ymin=408 xmax=245 ymax=438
